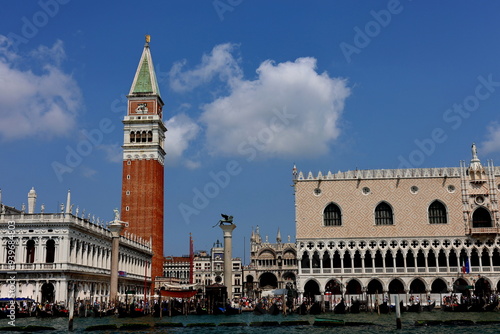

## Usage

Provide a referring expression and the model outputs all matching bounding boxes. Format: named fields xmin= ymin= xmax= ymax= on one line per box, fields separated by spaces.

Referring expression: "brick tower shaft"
xmin=121 ymin=36 xmax=166 ymax=281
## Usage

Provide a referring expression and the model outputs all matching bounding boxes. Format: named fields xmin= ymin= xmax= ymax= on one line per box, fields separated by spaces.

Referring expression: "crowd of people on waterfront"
xmin=2 ymin=292 xmax=500 ymax=319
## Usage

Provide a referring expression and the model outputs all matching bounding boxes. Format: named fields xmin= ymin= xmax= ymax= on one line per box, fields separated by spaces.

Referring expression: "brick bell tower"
xmin=121 ymin=35 xmax=166 ymax=281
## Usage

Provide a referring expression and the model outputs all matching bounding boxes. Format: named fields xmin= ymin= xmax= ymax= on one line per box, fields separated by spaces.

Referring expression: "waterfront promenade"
xmin=4 ymin=310 xmax=500 ymax=333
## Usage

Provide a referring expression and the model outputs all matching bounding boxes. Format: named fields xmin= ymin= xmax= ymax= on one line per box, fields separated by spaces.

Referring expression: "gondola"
xmin=309 ymin=302 xmax=322 ymax=315
xmin=224 ymin=303 xmax=241 ymax=315
xmin=268 ymin=303 xmax=280 ymax=315
xmin=407 ymin=302 xmax=421 ymax=312
xmin=422 ymin=301 xmax=435 ymax=312
xmin=378 ymin=301 xmax=390 ymax=314
xmin=296 ymin=302 xmax=308 ymax=315
xmin=466 ymin=299 xmax=487 ymax=312
xmin=441 ymin=303 xmax=468 ymax=312
xmin=349 ymin=300 xmax=361 ymax=313
xmin=333 ymin=299 xmax=346 ymax=314
xmin=483 ymin=300 xmax=498 ymax=312
xmin=253 ymin=302 xmax=267 ymax=315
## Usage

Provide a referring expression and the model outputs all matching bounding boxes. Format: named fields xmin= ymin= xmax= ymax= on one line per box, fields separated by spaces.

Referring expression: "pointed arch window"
xmin=472 ymin=207 xmax=492 ymax=228
xmin=429 ymin=200 xmax=447 ymax=224
xmin=324 ymin=203 xmax=342 ymax=226
xmin=375 ymin=202 xmax=393 ymax=225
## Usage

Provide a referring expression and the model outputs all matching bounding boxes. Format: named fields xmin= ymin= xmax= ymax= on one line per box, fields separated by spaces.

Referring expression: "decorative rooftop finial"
xmin=145 ymin=34 xmax=151 ymax=45
xmin=65 ymin=189 xmax=71 ymax=214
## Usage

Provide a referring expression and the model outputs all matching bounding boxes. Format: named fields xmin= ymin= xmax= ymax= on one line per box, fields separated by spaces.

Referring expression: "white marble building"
xmin=0 ymin=189 xmax=152 ymax=304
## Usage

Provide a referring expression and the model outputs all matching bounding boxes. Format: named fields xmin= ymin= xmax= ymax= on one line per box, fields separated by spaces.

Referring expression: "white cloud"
xmin=98 ymin=143 xmax=122 ymax=163
xmin=200 ymin=57 xmax=351 ymax=158
xmin=169 ymin=43 xmax=242 ymax=93
xmin=80 ymin=166 xmax=97 ymax=179
xmin=164 ymin=114 xmax=200 ymax=168
xmin=30 ymin=40 xmax=66 ymax=66
xmin=481 ymin=122 xmax=500 ymax=154
xmin=0 ymin=37 xmax=82 ymax=141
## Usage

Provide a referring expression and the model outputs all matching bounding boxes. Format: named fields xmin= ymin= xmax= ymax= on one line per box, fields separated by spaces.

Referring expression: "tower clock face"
xmin=215 ymin=276 xmax=222 ymax=283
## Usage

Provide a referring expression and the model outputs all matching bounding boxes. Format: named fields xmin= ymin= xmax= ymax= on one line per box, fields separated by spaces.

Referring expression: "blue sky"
xmin=1 ymin=1 xmax=500 ymax=263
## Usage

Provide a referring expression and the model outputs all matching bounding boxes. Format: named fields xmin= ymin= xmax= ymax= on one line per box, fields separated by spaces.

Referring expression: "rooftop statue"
xmin=114 ymin=208 xmax=120 ymax=222
xmin=214 ymin=213 xmax=234 ymax=227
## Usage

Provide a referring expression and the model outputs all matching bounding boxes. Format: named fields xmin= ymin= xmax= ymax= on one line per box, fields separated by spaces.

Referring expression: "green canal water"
xmin=3 ymin=311 xmax=500 ymax=333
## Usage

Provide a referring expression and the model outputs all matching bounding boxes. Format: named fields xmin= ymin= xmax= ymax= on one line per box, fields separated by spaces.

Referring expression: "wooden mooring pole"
xmin=395 ymin=295 xmax=402 ymax=329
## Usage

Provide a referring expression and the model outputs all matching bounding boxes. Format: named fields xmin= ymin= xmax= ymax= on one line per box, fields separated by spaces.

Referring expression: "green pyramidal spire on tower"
xmin=129 ymin=35 xmax=161 ymax=97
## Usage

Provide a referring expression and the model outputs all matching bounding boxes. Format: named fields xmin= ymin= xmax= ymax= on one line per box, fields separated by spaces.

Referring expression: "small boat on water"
xmin=422 ymin=301 xmax=435 ymax=312
xmin=333 ymin=299 xmax=347 ymax=314
xmin=378 ymin=301 xmax=390 ymax=314
xmin=253 ymin=302 xmax=267 ymax=315
xmin=349 ymin=300 xmax=361 ymax=313
xmin=483 ymin=300 xmax=499 ymax=311
xmin=268 ymin=303 xmax=280 ymax=315
xmin=407 ymin=302 xmax=421 ymax=312
xmin=441 ymin=303 xmax=468 ymax=312
xmin=296 ymin=302 xmax=308 ymax=315
xmin=309 ymin=302 xmax=321 ymax=315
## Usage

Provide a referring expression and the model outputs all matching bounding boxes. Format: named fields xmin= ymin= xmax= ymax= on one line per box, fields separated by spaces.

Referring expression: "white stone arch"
xmin=408 ymin=276 xmax=429 ymax=293
xmin=366 ymin=277 xmax=386 ymax=293
xmin=428 ymin=276 xmax=450 ymax=293
xmin=302 ymin=277 xmax=323 ymax=293
xmin=387 ymin=276 xmax=408 ymax=293
xmin=345 ymin=277 xmax=363 ymax=294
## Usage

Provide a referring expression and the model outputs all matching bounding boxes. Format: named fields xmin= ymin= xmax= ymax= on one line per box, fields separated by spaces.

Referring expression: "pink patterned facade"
xmin=293 ymin=145 xmax=500 ymax=305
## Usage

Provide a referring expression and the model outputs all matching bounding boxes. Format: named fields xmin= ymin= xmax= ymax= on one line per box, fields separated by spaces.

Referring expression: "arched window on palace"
xmin=429 ymin=200 xmax=447 ymax=224
xmin=46 ymin=239 xmax=55 ymax=263
xmin=5 ymin=240 xmax=16 ymax=263
xmin=324 ymin=203 xmax=342 ymax=226
xmin=375 ymin=202 xmax=393 ymax=225
xmin=472 ymin=207 xmax=492 ymax=228
xmin=26 ymin=239 xmax=35 ymax=263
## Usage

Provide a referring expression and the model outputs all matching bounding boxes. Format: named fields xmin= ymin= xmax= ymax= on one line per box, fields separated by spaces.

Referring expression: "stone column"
xmin=219 ymin=221 xmax=236 ymax=301
xmin=298 ymin=254 xmax=302 ymax=274
xmin=109 ymin=220 xmax=124 ymax=305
